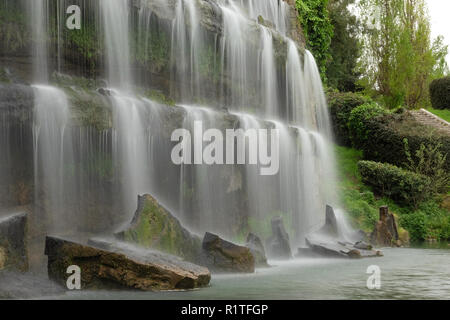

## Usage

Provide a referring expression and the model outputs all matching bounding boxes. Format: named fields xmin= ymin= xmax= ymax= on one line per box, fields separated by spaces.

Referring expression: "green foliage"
xmin=336 ymin=145 xmax=450 ymax=240
xmin=404 ymin=137 xmax=449 ymax=195
xmin=429 ymin=76 xmax=450 ymax=110
xmin=326 ymin=0 xmax=361 ymax=91
xmin=360 ymin=112 xmax=450 ymax=171
xmin=327 ymin=91 xmax=372 ymax=146
xmin=295 ymin=0 xmax=333 ymax=79
xmin=358 ymin=0 xmax=449 ymax=109
xmin=400 ymin=201 xmax=450 ymax=242
xmin=358 ymin=160 xmax=432 ymax=208
xmin=427 ymin=107 xmax=450 ymax=122
xmin=348 ymin=102 xmax=389 ymax=148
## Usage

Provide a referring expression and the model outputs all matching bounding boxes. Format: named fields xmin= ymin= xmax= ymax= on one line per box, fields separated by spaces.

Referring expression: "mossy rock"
xmin=117 ymin=194 xmax=202 ymax=263
xmin=0 ymin=212 xmax=28 ymax=272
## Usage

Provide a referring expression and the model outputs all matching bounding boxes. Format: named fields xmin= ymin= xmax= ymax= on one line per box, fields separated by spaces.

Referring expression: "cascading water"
xmin=28 ymin=0 xmax=49 ymax=83
xmin=2 ymin=0 xmax=348 ymax=253
xmin=100 ymin=0 xmax=132 ymax=90
xmin=32 ymin=85 xmax=74 ymax=233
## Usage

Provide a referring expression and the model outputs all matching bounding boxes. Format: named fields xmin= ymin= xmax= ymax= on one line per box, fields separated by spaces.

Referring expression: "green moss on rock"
xmin=118 ymin=194 xmax=202 ymax=262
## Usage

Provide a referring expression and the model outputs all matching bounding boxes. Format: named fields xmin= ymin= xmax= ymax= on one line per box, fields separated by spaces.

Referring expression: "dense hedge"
xmin=327 ymin=91 xmax=371 ymax=146
xmin=358 ymin=160 xmax=431 ymax=207
xmin=429 ymin=76 xmax=450 ymax=110
xmin=348 ymin=103 xmax=389 ymax=148
xmin=360 ymin=113 xmax=450 ymax=171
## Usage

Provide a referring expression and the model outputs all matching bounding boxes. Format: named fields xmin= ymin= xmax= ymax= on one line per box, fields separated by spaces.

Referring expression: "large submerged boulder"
xmin=116 ymin=194 xmax=202 ymax=262
xmin=266 ymin=216 xmax=292 ymax=260
xmin=201 ymin=232 xmax=255 ymax=273
xmin=0 ymin=212 xmax=28 ymax=271
xmin=246 ymin=233 xmax=269 ymax=267
xmin=45 ymin=236 xmax=210 ymax=291
xmin=370 ymin=206 xmax=400 ymax=247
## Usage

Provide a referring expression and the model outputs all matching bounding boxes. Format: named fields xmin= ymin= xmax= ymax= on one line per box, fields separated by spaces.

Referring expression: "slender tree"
xmin=359 ymin=0 xmax=448 ymax=109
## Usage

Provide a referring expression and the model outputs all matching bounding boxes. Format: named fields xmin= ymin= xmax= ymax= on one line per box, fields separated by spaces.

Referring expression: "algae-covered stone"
xmin=45 ymin=236 xmax=211 ymax=291
xmin=0 ymin=212 xmax=28 ymax=271
xmin=117 ymin=194 xmax=202 ymax=262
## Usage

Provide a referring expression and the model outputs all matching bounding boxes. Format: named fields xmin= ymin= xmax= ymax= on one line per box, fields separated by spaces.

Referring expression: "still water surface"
xmin=54 ymin=247 xmax=449 ymax=300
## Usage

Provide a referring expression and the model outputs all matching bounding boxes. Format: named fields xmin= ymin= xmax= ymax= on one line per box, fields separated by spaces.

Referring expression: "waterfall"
xmin=32 ymin=85 xmax=74 ymax=232
xmin=28 ymin=0 xmax=49 ymax=83
xmin=100 ymin=0 xmax=132 ymax=90
xmin=3 ymin=0 xmax=346 ymax=250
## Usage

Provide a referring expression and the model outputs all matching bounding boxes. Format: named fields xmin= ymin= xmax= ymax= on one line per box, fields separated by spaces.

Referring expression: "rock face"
xmin=117 ymin=194 xmax=202 ymax=262
xmin=246 ymin=233 xmax=268 ymax=267
xmin=201 ymin=232 xmax=255 ymax=273
xmin=266 ymin=216 xmax=292 ymax=259
xmin=304 ymin=238 xmax=383 ymax=259
xmin=0 ymin=212 xmax=28 ymax=271
xmin=45 ymin=236 xmax=210 ymax=291
xmin=370 ymin=206 xmax=400 ymax=247
xmin=317 ymin=205 xmax=339 ymax=237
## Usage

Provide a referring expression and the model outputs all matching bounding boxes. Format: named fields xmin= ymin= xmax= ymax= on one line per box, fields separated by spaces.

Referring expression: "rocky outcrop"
xmin=266 ymin=216 xmax=292 ymax=260
xmin=0 ymin=212 xmax=28 ymax=271
xmin=303 ymin=238 xmax=383 ymax=259
xmin=45 ymin=236 xmax=210 ymax=291
xmin=200 ymin=232 xmax=255 ymax=273
xmin=370 ymin=206 xmax=400 ymax=247
xmin=317 ymin=205 xmax=339 ymax=237
xmin=246 ymin=233 xmax=269 ymax=267
xmin=117 ymin=194 xmax=202 ymax=262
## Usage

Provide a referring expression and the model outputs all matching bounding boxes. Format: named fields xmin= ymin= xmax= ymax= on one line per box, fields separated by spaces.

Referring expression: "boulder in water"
xmin=0 ymin=212 xmax=28 ymax=271
xmin=305 ymin=237 xmax=383 ymax=259
xmin=266 ymin=216 xmax=292 ymax=260
xmin=45 ymin=236 xmax=210 ymax=291
xmin=246 ymin=233 xmax=269 ymax=267
xmin=370 ymin=206 xmax=400 ymax=247
xmin=201 ymin=232 xmax=255 ymax=273
xmin=116 ymin=194 xmax=202 ymax=262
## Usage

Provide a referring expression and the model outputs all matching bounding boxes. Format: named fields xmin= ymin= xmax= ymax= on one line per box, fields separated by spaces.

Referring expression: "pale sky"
xmin=426 ymin=0 xmax=450 ymax=65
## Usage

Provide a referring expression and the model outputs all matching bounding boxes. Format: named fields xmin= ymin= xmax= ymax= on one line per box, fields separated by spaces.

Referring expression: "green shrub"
xmin=361 ymin=113 xmax=450 ymax=171
xmin=429 ymin=76 xmax=450 ymax=110
xmin=348 ymin=102 xmax=389 ymax=148
xmin=404 ymin=138 xmax=449 ymax=195
xmin=358 ymin=160 xmax=432 ymax=208
xmin=400 ymin=201 xmax=450 ymax=241
xmin=327 ymin=91 xmax=372 ymax=146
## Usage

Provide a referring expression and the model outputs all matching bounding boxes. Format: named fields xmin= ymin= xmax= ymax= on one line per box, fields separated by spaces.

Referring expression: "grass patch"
xmin=427 ymin=107 xmax=450 ymax=122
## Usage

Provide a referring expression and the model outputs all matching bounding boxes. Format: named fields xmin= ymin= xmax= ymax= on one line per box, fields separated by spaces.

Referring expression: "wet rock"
xmin=0 ymin=84 xmax=34 ymax=112
xmin=370 ymin=206 xmax=400 ymax=247
xmin=246 ymin=233 xmax=268 ymax=267
xmin=45 ymin=236 xmax=211 ymax=291
xmin=266 ymin=216 xmax=292 ymax=260
xmin=116 ymin=194 xmax=202 ymax=263
xmin=305 ymin=237 xmax=383 ymax=259
xmin=97 ymin=87 xmax=112 ymax=96
xmin=0 ymin=212 xmax=28 ymax=271
xmin=201 ymin=232 xmax=255 ymax=273
xmin=317 ymin=205 xmax=339 ymax=237
xmin=354 ymin=241 xmax=373 ymax=251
